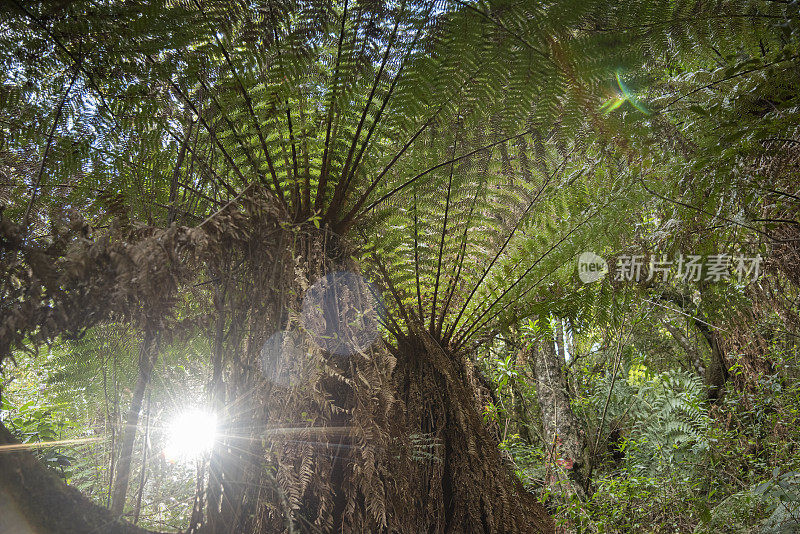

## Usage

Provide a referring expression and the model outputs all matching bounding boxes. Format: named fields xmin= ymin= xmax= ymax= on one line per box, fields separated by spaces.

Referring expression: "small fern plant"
xmin=624 ymin=370 xmax=711 ymax=477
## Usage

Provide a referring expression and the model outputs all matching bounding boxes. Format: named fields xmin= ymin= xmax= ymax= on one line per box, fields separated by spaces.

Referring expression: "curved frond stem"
xmin=286 ymin=104 xmax=302 ymax=219
xmin=639 ymin=177 xmax=782 ymax=241
xmin=430 ymin=139 xmax=458 ymax=334
xmin=338 ymin=48 xmax=515 ymax=230
xmin=23 ymin=62 xmax=80 ymax=230
xmin=202 ymin=8 xmax=286 ymax=210
xmin=659 ymin=54 xmax=800 ymax=113
xmin=453 ymin=195 xmax=616 ymax=348
xmin=413 ymin=186 xmax=423 ymax=318
xmin=367 ymin=264 xmax=405 ymax=341
xmin=163 ymin=126 xmax=237 ymax=205
xmin=361 ymin=128 xmax=536 ymax=215
xmin=436 ymin=172 xmax=482 ymax=337
xmin=443 ymin=170 xmax=554 ymax=344
xmin=338 ymin=1 xmax=437 ymax=222
xmin=372 ymin=254 xmax=412 ymax=338
xmin=315 ymin=0 xmax=350 ymax=214
xmin=325 ymin=5 xmax=405 ymax=223
xmin=453 ymin=0 xmax=550 ymax=60
xmin=167 ymin=119 xmax=194 ymax=225
xmin=336 ymin=117 xmax=432 ymax=232
xmin=195 ymin=76 xmax=264 ymax=183
xmin=10 ymin=0 xmax=117 ymax=128
xmin=157 ymin=67 xmax=241 ymax=197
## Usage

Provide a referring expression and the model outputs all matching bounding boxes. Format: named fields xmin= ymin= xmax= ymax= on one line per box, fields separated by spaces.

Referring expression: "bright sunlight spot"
xmin=163 ymin=409 xmax=217 ymax=463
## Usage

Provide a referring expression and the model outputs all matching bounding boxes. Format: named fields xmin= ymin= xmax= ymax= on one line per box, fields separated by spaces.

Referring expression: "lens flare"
xmin=163 ymin=409 xmax=217 ymax=463
xmin=600 ymin=71 xmax=651 ymax=116
xmin=301 ymin=271 xmax=380 ymax=355
xmin=260 ymin=330 xmax=304 ymax=386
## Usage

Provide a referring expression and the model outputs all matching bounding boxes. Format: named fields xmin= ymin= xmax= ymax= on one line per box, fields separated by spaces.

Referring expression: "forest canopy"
xmin=0 ymin=0 xmax=799 ymax=533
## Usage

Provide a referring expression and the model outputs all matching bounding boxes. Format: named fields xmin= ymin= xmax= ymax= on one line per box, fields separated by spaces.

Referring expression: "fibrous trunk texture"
xmin=0 ymin=197 xmax=554 ymax=533
xmin=0 ymin=421 xmax=157 ymax=534
xmin=200 ymin=227 xmax=402 ymax=533
xmin=200 ymin=223 xmax=553 ymax=533
xmin=392 ymin=331 xmax=554 ymax=533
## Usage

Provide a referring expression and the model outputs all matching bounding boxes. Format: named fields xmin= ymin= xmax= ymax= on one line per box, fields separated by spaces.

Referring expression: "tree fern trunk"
xmin=0 ymin=421 xmax=155 ymax=534
xmin=391 ymin=331 xmax=554 ymax=533
xmin=195 ymin=224 xmax=553 ymax=533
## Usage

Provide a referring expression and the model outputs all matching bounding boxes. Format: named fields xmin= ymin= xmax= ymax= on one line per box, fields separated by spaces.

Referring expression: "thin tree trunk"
xmin=659 ymin=291 xmax=729 ymax=400
xmin=663 ymin=320 xmax=705 ymax=376
xmin=512 ymin=380 xmax=536 ymax=447
xmin=111 ymin=330 xmax=157 ymax=517
xmin=103 ymin=353 xmax=114 ymax=508
xmin=205 ymin=282 xmax=232 ymax=533
xmin=108 ymin=342 xmax=120 ymax=507
xmin=187 ymin=460 xmax=207 ymax=534
xmin=531 ymin=331 xmax=589 ymax=499
xmin=555 ymin=319 xmax=566 ymax=362
xmin=566 ymin=319 xmax=576 ymax=363
xmin=132 ymin=390 xmax=151 ymax=524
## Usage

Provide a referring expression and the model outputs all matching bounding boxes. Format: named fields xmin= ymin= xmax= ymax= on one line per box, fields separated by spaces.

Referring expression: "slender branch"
xmin=660 ymin=55 xmax=799 ymax=112
xmin=745 ymin=182 xmax=800 ymax=203
xmin=639 ymin=177 xmax=789 ymax=241
xmin=585 ymin=318 xmax=636 ymax=491
xmin=752 ymin=218 xmax=800 ymax=226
